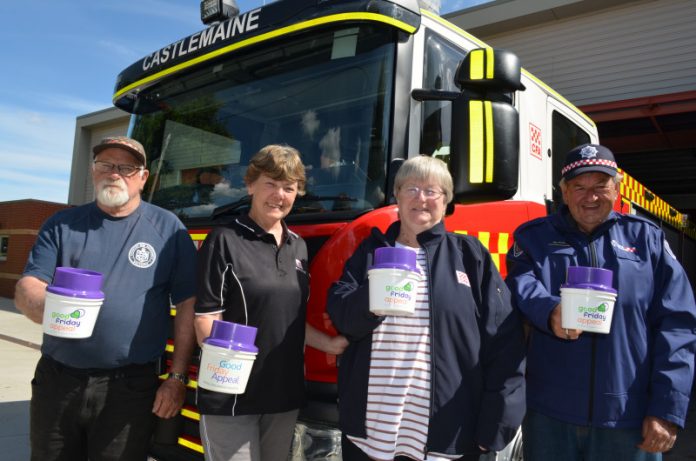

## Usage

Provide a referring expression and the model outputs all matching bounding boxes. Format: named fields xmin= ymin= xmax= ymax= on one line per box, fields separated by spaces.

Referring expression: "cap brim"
xmin=563 ymin=165 xmax=617 ymax=180
xmin=93 ymin=143 xmax=146 ymax=165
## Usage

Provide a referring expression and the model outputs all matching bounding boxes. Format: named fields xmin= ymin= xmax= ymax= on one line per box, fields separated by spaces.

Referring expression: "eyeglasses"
xmin=401 ymin=185 xmax=444 ymax=199
xmin=93 ymin=160 xmax=144 ymax=177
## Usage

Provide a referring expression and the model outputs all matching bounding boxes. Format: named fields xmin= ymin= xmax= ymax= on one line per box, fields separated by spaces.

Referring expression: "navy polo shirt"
xmin=24 ymin=201 xmax=197 ymax=368
xmin=195 ymin=215 xmax=310 ymax=415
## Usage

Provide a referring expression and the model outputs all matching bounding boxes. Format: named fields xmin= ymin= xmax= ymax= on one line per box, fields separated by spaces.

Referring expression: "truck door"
xmin=546 ymin=98 xmax=593 ymax=210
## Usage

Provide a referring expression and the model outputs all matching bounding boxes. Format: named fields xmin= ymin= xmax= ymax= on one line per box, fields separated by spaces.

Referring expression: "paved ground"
xmin=0 ymin=296 xmax=695 ymax=460
xmin=0 ymin=297 xmax=42 ymax=461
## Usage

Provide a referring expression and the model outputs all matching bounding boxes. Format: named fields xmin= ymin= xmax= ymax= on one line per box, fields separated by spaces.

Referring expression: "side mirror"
xmin=455 ymin=47 xmax=524 ymax=92
xmin=450 ymin=47 xmax=523 ymax=203
xmin=450 ymin=98 xmax=519 ymax=203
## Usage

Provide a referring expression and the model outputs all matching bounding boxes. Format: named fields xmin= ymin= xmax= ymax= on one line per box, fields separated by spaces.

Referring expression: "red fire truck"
xmin=111 ymin=1 xmax=696 ymax=459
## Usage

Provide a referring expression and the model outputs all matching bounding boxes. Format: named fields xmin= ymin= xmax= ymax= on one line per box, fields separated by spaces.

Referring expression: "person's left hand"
xmin=152 ymin=377 xmax=187 ymax=419
xmin=637 ymin=416 xmax=678 ymax=453
xmin=325 ymin=335 xmax=349 ymax=355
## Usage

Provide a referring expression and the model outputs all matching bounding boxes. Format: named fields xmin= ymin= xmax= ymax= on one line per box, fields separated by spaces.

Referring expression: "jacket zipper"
xmin=587 ymin=237 xmax=599 ymax=424
xmin=424 ymin=244 xmax=434 ymax=455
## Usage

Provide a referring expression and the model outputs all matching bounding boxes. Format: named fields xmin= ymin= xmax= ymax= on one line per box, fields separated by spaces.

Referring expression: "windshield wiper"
xmin=212 ymin=193 xmax=362 ymax=219
xmin=298 ymin=193 xmax=358 ymax=203
xmin=211 ymin=195 xmax=251 ymax=219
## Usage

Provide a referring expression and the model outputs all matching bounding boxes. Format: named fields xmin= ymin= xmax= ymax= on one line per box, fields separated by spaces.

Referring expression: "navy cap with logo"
xmin=561 ymin=143 xmax=618 ymax=180
xmin=92 ymin=136 xmax=147 ymax=166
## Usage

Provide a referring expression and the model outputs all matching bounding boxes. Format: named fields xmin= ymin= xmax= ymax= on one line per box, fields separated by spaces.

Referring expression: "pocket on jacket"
xmin=549 ymin=247 xmax=577 ymax=278
xmin=597 ymin=391 xmax=645 ymax=426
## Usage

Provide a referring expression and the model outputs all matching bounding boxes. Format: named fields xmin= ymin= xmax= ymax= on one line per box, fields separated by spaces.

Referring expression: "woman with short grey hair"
xmin=328 ymin=155 xmax=526 ymax=461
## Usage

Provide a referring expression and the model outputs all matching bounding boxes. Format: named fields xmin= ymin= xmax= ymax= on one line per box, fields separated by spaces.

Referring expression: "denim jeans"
xmin=30 ymin=355 xmax=158 ymax=461
xmin=523 ymin=409 xmax=661 ymax=461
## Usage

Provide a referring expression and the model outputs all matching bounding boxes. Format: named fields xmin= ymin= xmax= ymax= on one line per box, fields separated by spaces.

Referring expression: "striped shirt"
xmin=349 ymin=244 xmax=460 ymax=461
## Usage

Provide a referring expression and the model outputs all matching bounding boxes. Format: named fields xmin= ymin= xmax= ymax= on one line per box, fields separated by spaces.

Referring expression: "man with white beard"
xmin=15 ymin=136 xmax=197 ymax=461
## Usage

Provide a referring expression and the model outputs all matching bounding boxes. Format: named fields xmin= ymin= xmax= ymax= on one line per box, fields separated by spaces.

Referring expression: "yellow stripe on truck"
xmin=179 ymin=437 xmax=204 ymax=454
xmin=485 ymin=101 xmax=494 ymax=183
xmin=469 ymin=101 xmax=484 ymax=183
xmin=469 ymin=101 xmax=494 ymax=184
xmin=181 ymin=407 xmax=201 ymax=421
xmin=619 ymin=169 xmax=687 ymax=231
xmin=468 ymin=47 xmax=494 ymax=80
xmin=470 ymin=49 xmax=484 ymax=80
xmin=451 ymin=230 xmax=511 ymax=273
xmin=486 ymin=47 xmax=494 ymax=79
xmin=114 ymin=12 xmax=417 ymax=102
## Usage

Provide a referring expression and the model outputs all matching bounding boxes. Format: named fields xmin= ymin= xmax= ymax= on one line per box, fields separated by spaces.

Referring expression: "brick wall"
xmin=0 ymin=200 xmax=71 ymax=298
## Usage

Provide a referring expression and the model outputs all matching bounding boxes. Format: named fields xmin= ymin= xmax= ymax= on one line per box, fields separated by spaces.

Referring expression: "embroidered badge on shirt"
xmin=128 ymin=242 xmax=156 ymax=268
xmin=456 ymin=270 xmax=471 ymax=287
xmin=611 ymin=239 xmax=636 ymax=253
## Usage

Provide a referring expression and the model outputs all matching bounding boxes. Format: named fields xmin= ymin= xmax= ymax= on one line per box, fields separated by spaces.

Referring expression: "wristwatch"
xmin=168 ymin=372 xmax=189 ymax=385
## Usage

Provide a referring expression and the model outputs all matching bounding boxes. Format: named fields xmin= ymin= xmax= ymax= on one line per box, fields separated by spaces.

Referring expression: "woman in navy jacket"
xmin=327 ymin=156 xmax=526 ymax=461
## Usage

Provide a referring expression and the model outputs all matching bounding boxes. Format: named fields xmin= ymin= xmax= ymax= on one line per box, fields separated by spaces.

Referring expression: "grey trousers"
xmin=200 ymin=409 xmax=299 ymax=461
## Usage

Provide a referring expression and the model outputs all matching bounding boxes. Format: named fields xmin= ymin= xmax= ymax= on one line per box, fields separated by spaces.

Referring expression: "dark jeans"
xmin=30 ymin=355 xmax=159 ymax=461
xmin=522 ymin=409 xmax=661 ymax=461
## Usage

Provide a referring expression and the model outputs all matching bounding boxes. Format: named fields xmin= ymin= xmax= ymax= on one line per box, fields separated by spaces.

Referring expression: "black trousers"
xmin=30 ymin=355 xmax=159 ymax=461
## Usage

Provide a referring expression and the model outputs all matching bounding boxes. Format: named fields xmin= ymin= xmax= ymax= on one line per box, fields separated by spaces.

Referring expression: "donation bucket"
xmin=42 ymin=267 xmax=104 ymax=339
xmin=560 ymin=266 xmax=617 ymax=334
xmin=367 ymin=246 xmax=421 ymax=316
xmin=198 ymin=320 xmax=258 ymax=394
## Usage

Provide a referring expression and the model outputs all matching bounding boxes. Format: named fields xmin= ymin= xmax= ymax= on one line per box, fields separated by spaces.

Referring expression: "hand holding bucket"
xmin=198 ymin=320 xmax=258 ymax=394
xmin=42 ymin=267 xmax=104 ymax=339
xmin=560 ymin=266 xmax=617 ymax=334
xmin=367 ymin=247 xmax=421 ymax=316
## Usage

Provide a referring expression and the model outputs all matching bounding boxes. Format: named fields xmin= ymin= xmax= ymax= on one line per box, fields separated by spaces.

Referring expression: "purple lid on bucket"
xmin=371 ymin=247 xmax=419 ymax=273
xmin=561 ymin=266 xmax=616 ymax=294
xmin=46 ymin=267 xmax=104 ymax=299
xmin=203 ymin=320 xmax=258 ymax=353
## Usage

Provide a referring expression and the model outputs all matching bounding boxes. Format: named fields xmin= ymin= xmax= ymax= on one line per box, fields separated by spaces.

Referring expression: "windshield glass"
xmin=131 ymin=24 xmax=395 ymax=222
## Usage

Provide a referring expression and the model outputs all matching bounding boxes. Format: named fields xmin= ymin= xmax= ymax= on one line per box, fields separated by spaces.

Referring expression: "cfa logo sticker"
xmin=128 ymin=242 xmax=156 ymax=268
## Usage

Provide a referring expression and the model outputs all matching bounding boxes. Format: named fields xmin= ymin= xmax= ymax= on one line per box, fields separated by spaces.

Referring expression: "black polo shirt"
xmin=195 ymin=215 xmax=309 ymax=415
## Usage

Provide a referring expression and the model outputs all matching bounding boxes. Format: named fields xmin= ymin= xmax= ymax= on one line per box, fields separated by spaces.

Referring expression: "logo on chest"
xmin=128 ymin=242 xmax=157 ymax=268
xmin=456 ymin=270 xmax=471 ymax=287
xmin=611 ymin=239 xmax=636 ymax=254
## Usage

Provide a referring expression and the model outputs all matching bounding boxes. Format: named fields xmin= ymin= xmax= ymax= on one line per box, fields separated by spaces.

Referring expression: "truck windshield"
xmin=131 ymin=24 xmax=395 ymax=222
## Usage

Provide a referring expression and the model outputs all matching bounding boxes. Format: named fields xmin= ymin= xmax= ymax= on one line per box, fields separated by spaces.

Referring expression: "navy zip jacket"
xmin=506 ymin=205 xmax=696 ymax=428
xmin=327 ymin=220 xmax=526 ymax=456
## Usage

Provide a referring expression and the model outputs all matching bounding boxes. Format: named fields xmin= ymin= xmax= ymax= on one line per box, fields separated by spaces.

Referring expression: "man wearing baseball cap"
xmin=506 ymin=143 xmax=696 ymax=460
xmin=15 ymin=136 xmax=197 ymax=460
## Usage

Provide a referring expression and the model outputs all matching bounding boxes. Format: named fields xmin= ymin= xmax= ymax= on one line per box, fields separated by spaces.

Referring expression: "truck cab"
xmin=112 ymin=1 xmax=603 ymax=459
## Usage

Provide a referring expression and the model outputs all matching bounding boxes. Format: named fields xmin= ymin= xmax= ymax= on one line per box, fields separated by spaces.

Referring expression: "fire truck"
xmin=111 ymin=0 xmax=696 ymax=459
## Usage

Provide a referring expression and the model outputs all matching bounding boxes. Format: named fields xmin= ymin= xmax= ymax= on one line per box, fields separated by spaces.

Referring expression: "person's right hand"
xmin=549 ymin=304 xmax=582 ymax=340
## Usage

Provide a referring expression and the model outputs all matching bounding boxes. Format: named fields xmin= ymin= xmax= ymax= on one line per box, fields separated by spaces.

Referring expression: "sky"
xmin=0 ymin=0 xmax=488 ymax=204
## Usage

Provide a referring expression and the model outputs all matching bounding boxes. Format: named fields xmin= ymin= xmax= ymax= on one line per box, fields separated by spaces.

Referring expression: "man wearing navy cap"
xmin=506 ymin=143 xmax=696 ymax=460
xmin=15 ymin=136 xmax=197 ymax=460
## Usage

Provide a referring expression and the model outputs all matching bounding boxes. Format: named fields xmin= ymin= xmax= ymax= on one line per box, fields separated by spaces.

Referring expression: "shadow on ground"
xmin=0 ymin=401 xmax=30 ymax=461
